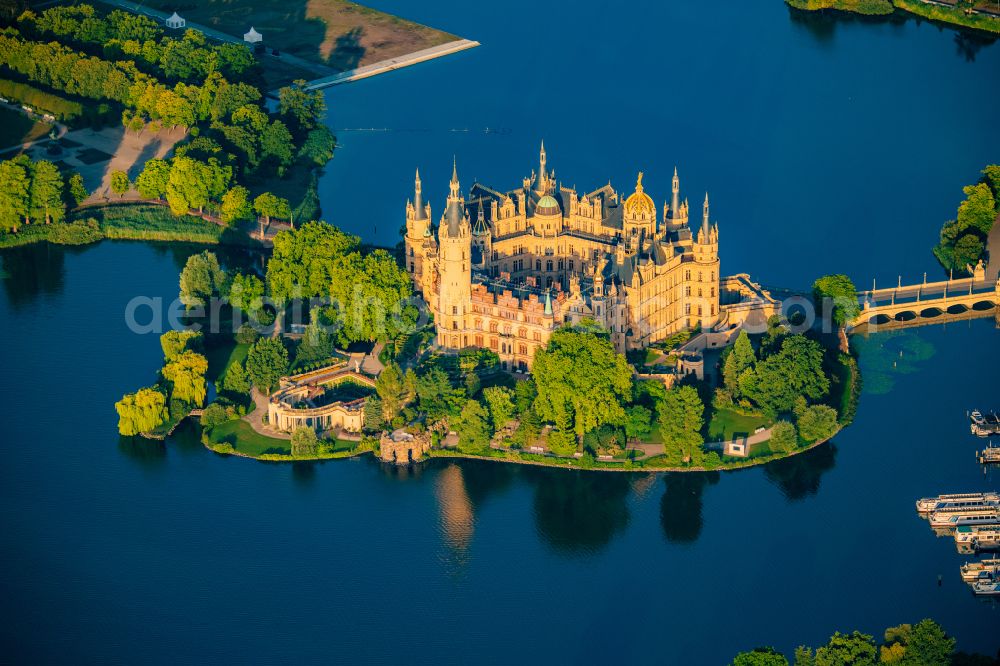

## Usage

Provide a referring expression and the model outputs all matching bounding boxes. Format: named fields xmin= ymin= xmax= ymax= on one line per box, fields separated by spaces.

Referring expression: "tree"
xmin=416 ymin=367 xmax=465 ymax=421
xmin=483 ymin=386 xmax=515 ymax=431
xmin=0 ymin=159 xmax=30 ymax=232
xmin=278 ymin=79 xmax=327 ymax=132
xmin=797 ymin=404 xmax=838 ymax=443
xmin=328 ymin=248 xmax=416 ymax=345
xmin=221 ymin=361 xmax=250 ymax=395
xmin=879 ymin=619 xmax=953 ymax=666
xmin=220 ymin=185 xmax=251 ymax=225
xmin=298 ymin=126 xmax=336 ymax=166
xmin=227 ymin=272 xmax=264 ymax=314
xmin=813 ymin=274 xmax=860 ymax=329
xmin=454 ymin=399 xmax=491 ymax=454
xmin=161 ymin=350 xmax=208 ymax=406
xmin=245 ymin=337 xmax=288 ymax=394
xmin=200 ymin=402 xmax=232 ymax=428
xmin=732 ymin=647 xmax=789 ymax=666
xmin=160 ymin=329 xmax=202 ymax=361
xmin=532 ymin=326 xmax=633 ymax=440
xmin=769 ymin=420 xmax=798 ymax=453
xmin=363 ymin=396 xmax=385 ymax=433
xmin=982 ymin=164 xmax=1000 ymax=201
xmin=265 ymin=221 xmax=360 ymax=302
xmin=179 ymin=250 xmax=226 ymax=308
xmin=115 ymin=387 xmax=168 ymax=435
xmin=166 ymin=156 xmax=212 ymax=214
xmin=253 ymin=192 xmax=290 ymax=237
xmin=723 ymin=329 xmax=756 ymax=394
xmin=514 ymin=378 xmax=537 ymax=415
xmin=291 ymin=427 xmax=319 ymax=457
xmin=740 ymin=335 xmax=830 ymax=415
xmin=376 ymin=362 xmax=411 ymax=422
xmin=814 ymin=631 xmax=876 ymax=666
xmin=657 ymin=385 xmax=704 ymax=461
xmin=68 ymin=172 xmax=88 ymax=206
xmin=110 ymin=170 xmax=130 ymax=198
xmin=624 ymin=404 xmax=652 ymax=440
xmin=957 ymin=183 xmax=996 ymax=236
xmin=135 ymin=158 xmax=170 ymax=199
xmin=29 ymin=160 xmax=64 ymax=223
xmin=793 ymin=647 xmax=815 ymax=666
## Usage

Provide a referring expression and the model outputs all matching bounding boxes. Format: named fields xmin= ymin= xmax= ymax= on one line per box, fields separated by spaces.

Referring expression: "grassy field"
xmin=707 ymin=407 xmax=770 ymax=442
xmin=146 ymin=0 xmax=457 ymax=71
xmin=0 ymin=107 xmax=52 ymax=151
xmin=206 ymin=419 xmax=291 ymax=456
xmin=206 ymin=342 xmax=250 ymax=384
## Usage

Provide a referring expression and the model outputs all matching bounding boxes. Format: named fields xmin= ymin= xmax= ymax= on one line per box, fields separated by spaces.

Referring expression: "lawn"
xmin=207 ymin=419 xmax=291 ymax=456
xmin=707 ymin=407 xmax=770 ymax=442
xmin=0 ymin=107 xmax=52 ymax=151
xmin=205 ymin=341 xmax=250 ymax=384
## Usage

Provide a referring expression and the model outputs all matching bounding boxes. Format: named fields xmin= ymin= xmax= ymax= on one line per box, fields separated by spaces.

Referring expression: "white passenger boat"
xmin=954 ymin=525 xmax=1000 ymax=549
xmin=929 ymin=508 xmax=1000 ymax=528
xmin=960 ymin=557 xmax=1000 ymax=582
xmin=971 ymin=580 xmax=1000 ymax=596
xmin=915 ymin=492 xmax=1000 ymax=514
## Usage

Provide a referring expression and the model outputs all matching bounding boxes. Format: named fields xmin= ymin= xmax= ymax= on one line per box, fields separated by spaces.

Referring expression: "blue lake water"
xmin=2 ymin=0 xmax=1000 ymax=663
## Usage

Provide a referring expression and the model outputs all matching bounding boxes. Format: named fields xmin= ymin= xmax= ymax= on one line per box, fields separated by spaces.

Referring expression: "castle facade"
xmin=404 ymin=144 xmax=722 ymax=371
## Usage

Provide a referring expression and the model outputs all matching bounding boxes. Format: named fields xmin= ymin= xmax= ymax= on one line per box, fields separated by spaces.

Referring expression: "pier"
xmin=267 ymin=39 xmax=480 ymax=97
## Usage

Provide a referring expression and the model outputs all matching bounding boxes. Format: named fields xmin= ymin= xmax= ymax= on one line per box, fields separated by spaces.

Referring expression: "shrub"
xmin=235 ymin=323 xmax=260 ymax=345
xmin=47 ymin=219 xmax=104 ymax=245
xmin=769 ymin=420 xmax=798 ymax=453
xmin=798 ymin=404 xmax=838 ymax=443
xmin=200 ymin=402 xmax=233 ymax=429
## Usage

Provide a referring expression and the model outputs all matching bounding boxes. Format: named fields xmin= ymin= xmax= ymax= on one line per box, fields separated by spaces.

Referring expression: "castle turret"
xmin=536 ymin=140 xmax=547 ymax=193
xmin=405 ymin=168 xmax=432 ymax=280
xmin=693 ymin=190 xmax=720 ymax=331
xmin=437 ymin=159 xmax=472 ymax=348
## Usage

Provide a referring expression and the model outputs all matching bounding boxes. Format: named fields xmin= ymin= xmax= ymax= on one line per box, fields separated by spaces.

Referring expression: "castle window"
xmin=490 ymin=322 xmax=498 ymax=333
xmin=493 ymin=251 xmax=498 ymax=261
xmin=569 ymin=260 xmax=574 ymax=271
xmin=711 ymin=305 xmax=716 ymax=316
xmin=519 ymin=344 xmax=527 ymax=355
xmin=685 ymin=286 xmax=691 ymax=297
xmin=504 ymin=325 xmax=512 ymax=336
xmin=685 ymin=270 xmax=691 ymax=281
xmin=596 ymin=305 xmax=601 ymax=316
xmin=536 ymin=260 xmax=542 ymax=271
xmin=698 ymin=306 xmax=703 ymax=316
xmin=711 ymin=287 xmax=715 ymax=297
xmin=475 ymin=334 xmax=483 ymax=347
xmin=409 ymin=263 xmax=414 ymax=273
xmin=558 ymin=260 xmax=564 ymax=271
xmin=546 ymin=277 xmax=553 ymax=288
xmin=698 ymin=271 xmax=703 ymax=282
xmin=685 ymin=304 xmax=691 ymax=315
xmin=518 ymin=327 xmax=527 ymax=338
xmin=490 ymin=337 xmax=498 ymax=350
xmin=452 ymin=321 xmax=458 ymax=330
xmin=698 ymin=288 xmax=703 ymax=297
xmin=533 ymin=332 xmax=541 ymax=341
xmin=452 ymin=306 xmax=458 ymax=315
xmin=546 ymin=260 xmax=553 ymax=272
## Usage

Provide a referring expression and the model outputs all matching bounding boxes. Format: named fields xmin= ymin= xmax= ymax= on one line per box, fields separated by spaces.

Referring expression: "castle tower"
xmin=623 ymin=171 xmax=656 ymax=241
xmin=437 ymin=159 xmax=472 ymax=348
xmin=405 ymin=169 xmax=431 ymax=280
xmin=693 ymin=191 xmax=720 ymax=330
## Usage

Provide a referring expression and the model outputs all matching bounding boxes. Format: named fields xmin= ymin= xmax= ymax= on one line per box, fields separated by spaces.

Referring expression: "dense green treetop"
xmin=160 ymin=329 xmax=202 ymax=362
xmin=266 ymin=221 xmax=360 ymax=302
xmin=739 ymin=335 xmax=829 ymax=415
xmin=161 ymin=350 xmax=208 ymax=406
xmin=732 ymin=647 xmax=789 ymax=666
xmin=454 ymin=399 xmax=491 ymax=454
xmin=29 ymin=160 xmax=65 ymax=224
xmin=0 ymin=159 xmax=30 ymax=233
xmin=813 ymin=274 xmax=860 ymax=328
xmin=657 ymin=384 xmax=705 ymax=459
xmin=483 ymin=386 xmax=516 ymax=431
xmin=532 ymin=325 xmax=633 ymax=439
xmin=179 ymin=250 xmax=226 ymax=308
xmin=245 ymin=338 xmax=288 ymax=394
xmin=115 ymin=386 xmax=168 ymax=436
xmin=814 ymin=631 xmax=877 ymax=666
xmin=723 ymin=329 xmax=756 ymax=394
xmin=227 ymin=273 xmax=264 ymax=314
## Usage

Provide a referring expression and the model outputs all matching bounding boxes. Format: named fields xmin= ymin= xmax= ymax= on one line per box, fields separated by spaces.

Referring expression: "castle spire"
xmin=671 ymin=166 xmax=680 ymax=220
xmin=703 ymin=191 xmax=709 ymax=228
xmin=544 ymin=290 xmax=552 ymax=316
xmin=536 ymin=140 xmax=547 ymax=193
xmin=443 ymin=157 xmax=465 ymax=235
xmin=413 ymin=168 xmax=426 ymax=220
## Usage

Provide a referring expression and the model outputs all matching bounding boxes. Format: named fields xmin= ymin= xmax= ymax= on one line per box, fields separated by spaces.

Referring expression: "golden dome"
xmin=623 ymin=172 xmax=656 ymax=218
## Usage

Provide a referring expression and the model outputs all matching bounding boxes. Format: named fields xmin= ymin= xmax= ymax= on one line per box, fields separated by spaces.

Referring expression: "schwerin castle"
xmin=405 ymin=143 xmax=774 ymax=372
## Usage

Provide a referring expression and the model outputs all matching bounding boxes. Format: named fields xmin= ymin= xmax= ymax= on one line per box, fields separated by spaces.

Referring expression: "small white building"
xmin=243 ymin=26 xmax=263 ymax=45
xmin=165 ymin=12 xmax=186 ymax=29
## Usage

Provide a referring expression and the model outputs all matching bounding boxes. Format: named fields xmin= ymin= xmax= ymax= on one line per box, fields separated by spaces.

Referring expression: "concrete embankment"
xmin=270 ymin=39 xmax=480 ymax=96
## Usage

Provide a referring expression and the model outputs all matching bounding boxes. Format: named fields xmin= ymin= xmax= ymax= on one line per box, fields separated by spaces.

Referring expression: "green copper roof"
xmin=538 ymin=195 xmax=558 ymax=208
